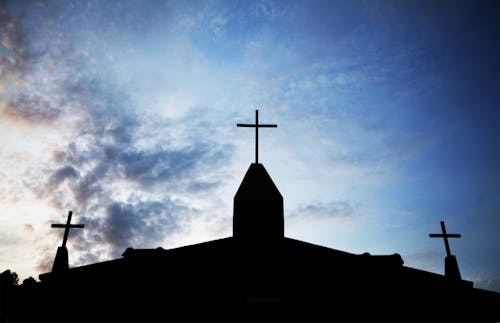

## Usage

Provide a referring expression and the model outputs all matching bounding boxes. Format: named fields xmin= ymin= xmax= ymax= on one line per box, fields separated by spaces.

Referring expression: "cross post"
xmin=51 ymin=211 xmax=85 ymax=248
xmin=237 ymin=109 xmax=277 ymax=164
xmin=429 ymin=220 xmax=461 ymax=256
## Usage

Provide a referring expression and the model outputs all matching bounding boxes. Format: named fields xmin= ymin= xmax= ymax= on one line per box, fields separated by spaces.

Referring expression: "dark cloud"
xmin=47 ymin=101 xmax=231 ymax=207
xmin=475 ymin=274 xmax=500 ymax=293
xmin=60 ymin=198 xmax=193 ymax=262
xmin=289 ymin=201 xmax=356 ymax=219
xmin=0 ymin=8 xmax=55 ymax=125
xmin=35 ymin=251 xmax=53 ymax=274
xmin=29 ymin=64 xmax=232 ymax=268
xmin=404 ymin=250 xmax=441 ymax=272
xmin=101 ymin=199 xmax=189 ymax=256
xmin=104 ymin=202 xmax=137 ymax=250
xmin=0 ymin=9 xmax=37 ymax=78
xmin=40 ymin=74 xmax=233 ymax=205
xmin=22 ymin=224 xmax=33 ymax=233
xmin=186 ymin=180 xmax=220 ymax=193
xmin=71 ymin=163 xmax=109 ymax=205
xmin=38 ymin=0 xmax=169 ymax=43
xmin=1 ymin=94 xmax=62 ymax=123
xmin=48 ymin=166 xmax=79 ymax=187
xmin=0 ymin=2 xmax=234 ymax=273
xmin=113 ymin=146 xmax=211 ymax=186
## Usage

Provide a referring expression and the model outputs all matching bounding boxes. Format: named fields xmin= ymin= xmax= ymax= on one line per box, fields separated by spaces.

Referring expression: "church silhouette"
xmin=1 ymin=111 xmax=499 ymax=322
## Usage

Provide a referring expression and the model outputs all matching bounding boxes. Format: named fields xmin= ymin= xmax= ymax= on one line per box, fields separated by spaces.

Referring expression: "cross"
xmin=429 ymin=220 xmax=461 ymax=257
xmin=237 ymin=109 xmax=277 ymax=164
xmin=51 ymin=211 xmax=84 ymax=248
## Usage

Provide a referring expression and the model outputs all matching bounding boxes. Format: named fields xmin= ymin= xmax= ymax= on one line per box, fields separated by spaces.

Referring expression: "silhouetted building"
xmin=2 ymin=111 xmax=499 ymax=322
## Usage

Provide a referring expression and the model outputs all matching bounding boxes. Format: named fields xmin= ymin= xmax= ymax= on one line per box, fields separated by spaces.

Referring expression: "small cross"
xmin=429 ymin=220 xmax=461 ymax=257
xmin=51 ymin=211 xmax=84 ymax=248
xmin=237 ymin=109 xmax=277 ymax=164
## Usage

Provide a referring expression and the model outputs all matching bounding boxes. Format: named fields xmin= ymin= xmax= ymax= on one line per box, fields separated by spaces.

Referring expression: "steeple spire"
xmin=429 ymin=221 xmax=462 ymax=280
xmin=51 ymin=211 xmax=84 ymax=273
xmin=233 ymin=163 xmax=284 ymax=240
xmin=234 ymin=111 xmax=283 ymax=241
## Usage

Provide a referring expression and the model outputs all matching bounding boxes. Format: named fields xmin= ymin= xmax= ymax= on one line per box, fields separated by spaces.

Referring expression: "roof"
xmin=9 ymin=161 xmax=499 ymax=322
xmin=30 ymin=235 xmax=498 ymax=322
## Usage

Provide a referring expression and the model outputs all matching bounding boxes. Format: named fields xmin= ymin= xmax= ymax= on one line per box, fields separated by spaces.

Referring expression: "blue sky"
xmin=0 ymin=0 xmax=498 ymax=291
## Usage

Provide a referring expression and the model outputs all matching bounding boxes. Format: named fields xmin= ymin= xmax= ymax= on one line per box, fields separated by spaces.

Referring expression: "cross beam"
xmin=51 ymin=211 xmax=84 ymax=248
xmin=429 ymin=220 xmax=461 ymax=257
xmin=237 ymin=110 xmax=277 ymax=164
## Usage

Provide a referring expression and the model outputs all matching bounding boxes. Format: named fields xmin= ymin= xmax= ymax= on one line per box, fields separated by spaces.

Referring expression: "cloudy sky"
xmin=0 ymin=0 xmax=498 ymax=291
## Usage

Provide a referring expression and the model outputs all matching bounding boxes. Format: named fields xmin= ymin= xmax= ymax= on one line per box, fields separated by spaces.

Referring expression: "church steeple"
xmin=51 ymin=211 xmax=84 ymax=272
xmin=233 ymin=163 xmax=284 ymax=240
xmin=234 ymin=110 xmax=283 ymax=240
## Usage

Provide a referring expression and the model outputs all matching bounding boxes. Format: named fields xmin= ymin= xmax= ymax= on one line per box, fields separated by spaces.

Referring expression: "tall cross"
xmin=429 ymin=220 xmax=461 ymax=257
xmin=51 ymin=211 xmax=84 ymax=248
xmin=237 ymin=109 xmax=277 ymax=164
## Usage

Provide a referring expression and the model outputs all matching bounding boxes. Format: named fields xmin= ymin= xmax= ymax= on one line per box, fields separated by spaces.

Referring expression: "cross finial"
xmin=237 ymin=109 xmax=277 ymax=164
xmin=429 ymin=220 xmax=461 ymax=256
xmin=51 ymin=211 xmax=85 ymax=248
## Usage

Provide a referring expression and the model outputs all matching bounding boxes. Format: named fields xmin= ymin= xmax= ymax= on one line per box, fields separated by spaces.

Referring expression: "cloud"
xmin=25 ymin=58 xmax=234 ymax=268
xmin=0 ymin=231 xmax=20 ymax=247
xmin=22 ymin=224 xmax=33 ymax=233
xmin=254 ymin=0 xmax=286 ymax=19
xmin=474 ymin=274 xmax=500 ymax=293
xmin=0 ymin=8 xmax=65 ymax=126
xmin=403 ymin=249 xmax=442 ymax=272
xmin=2 ymin=32 xmax=14 ymax=49
xmin=104 ymin=146 xmax=208 ymax=187
xmin=0 ymin=8 xmax=39 ymax=83
xmin=100 ymin=199 xmax=189 ymax=256
xmin=48 ymin=166 xmax=79 ymax=188
xmin=34 ymin=245 xmax=54 ymax=274
xmin=57 ymin=197 xmax=195 ymax=262
xmin=0 ymin=3 xmax=235 ymax=272
xmin=35 ymin=76 xmax=232 ymax=261
xmin=1 ymin=95 xmax=62 ymax=124
xmin=289 ymin=201 xmax=356 ymax=219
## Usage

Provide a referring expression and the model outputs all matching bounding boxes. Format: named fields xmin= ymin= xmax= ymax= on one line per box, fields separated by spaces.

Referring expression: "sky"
xmin=0 ymin=0 xmax=498 ymax=291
